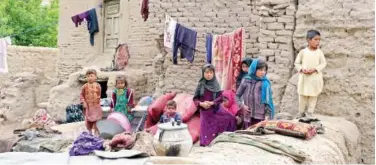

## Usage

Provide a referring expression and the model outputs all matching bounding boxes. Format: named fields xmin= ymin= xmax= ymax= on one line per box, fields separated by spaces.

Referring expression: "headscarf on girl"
xmin=244 ymin=59 xmax=275 ymax=119
xmin=193 ymin=64 xmax=221 ymax=99
xmin=222 ymin=90 xmax=239 ymax=116
xmin=236 ymin=58 xmax=253 ymax=88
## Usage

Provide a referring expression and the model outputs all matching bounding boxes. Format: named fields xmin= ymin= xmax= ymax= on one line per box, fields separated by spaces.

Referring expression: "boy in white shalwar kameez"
xmin=294 ymin=30 xmax=327 ymax=118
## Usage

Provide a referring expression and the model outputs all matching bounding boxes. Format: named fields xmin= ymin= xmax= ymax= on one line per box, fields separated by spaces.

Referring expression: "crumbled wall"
xmin=280 ymin=0 xmax=375 ymax=163
xmin=0 ymin=46 xmax=58 ymax=123
xmin=0 ymin=46 xmax=58 ymax=86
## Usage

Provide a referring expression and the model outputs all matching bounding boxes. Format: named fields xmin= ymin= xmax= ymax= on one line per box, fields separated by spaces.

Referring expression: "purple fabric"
xmin=69 ymin=132 xmax=104 ymax=156
xmin=194 ymin=89 xmax=237 ymax=146
xmin=173 ymin=23 xmax=197 ymax=64
xmin=71 ymin=11 xmax=89 ymax=27
xmin=236 ymin=79 xmax=267 ymax=120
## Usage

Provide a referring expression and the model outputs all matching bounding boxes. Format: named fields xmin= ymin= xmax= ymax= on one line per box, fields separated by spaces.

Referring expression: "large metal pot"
xmin=153 ymin=122 xmax=193 ymax=157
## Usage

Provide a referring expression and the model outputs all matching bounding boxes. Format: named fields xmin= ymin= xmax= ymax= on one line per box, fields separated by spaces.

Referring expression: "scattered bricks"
xmin=279 ymin=44 xmax=293 ymax=51
xmin=184 ymin=2 xmax=196 ymax=7
xmin=256 ymin=43 xmax=268 ymax=49
xmin=237 ymin=12 xmax=250 ymax=17
xmin=275 ymin=36 xmax=291 ymax=44
xmin=275 ymin=55 xmax=290 ymax=64
xmin=205 ymin=12 xmax=217 ymax=17
xmin=237 ymin=17 xmax=250 ymax=22
xmin=177 ymin=17 xmax=189 ymax=23
xmin=199 ymin=17 xmax=213 ymax=22
xmin=182 ymin=12 xmax=194 ymax=17
xmin=204 ymin=22 xmax=215 ymax=27
xmin=161 ymin=3 xmax=173 ymax=8
xmin=217 ymin=12 xmax=229 ymax=17
xmin=213 ymin=28 xmax=227 ymax=34
xmin=276 ymin=30 xmax=293 ymax=36
xmin=247 ymin=48 xmax=259 ymax=54
xmin=261 ymin=17 xmax=276 ymax=23
xmin=268 ymin=56 xmax=275 ymax=62
xmin=277 ymin=16 xmax=294 ymax=23
xmin=259 ymin=49 xmax=275 ymax=56
xmin=284 ymin=23 xmax=294 ymax=30
xmin=250 ymin=14 xmax=259 ymax=22
xmin=260 ymin=29 xmax=276 ymax=36
xmin=188 ymin=17 xmax=200 ymax=22
xmin=267 ymin=22 xmax=284 ymax=30
xmin=194 ymin=22 xmax=205 ymax=28
xmin=268 ymin=43 xmax=279 ymax=49
xmin=259 ymin=36 xmax=274 ymax=43
xmin=286 ymin=5 xmax=296 ymax=16
xmin=280 ymin=51 xmax=292 ymax=57
xmin=273 ymin=4 xmax=290 ymax=10
xmin=170 ymin=12 xmax=183 ymax=17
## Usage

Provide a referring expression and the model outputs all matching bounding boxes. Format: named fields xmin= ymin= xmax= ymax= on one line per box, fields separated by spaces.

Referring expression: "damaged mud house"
xmin=0 ymin=0 xmax=374 ymax=164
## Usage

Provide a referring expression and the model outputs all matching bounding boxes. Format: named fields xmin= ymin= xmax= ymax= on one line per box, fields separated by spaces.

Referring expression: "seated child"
xmin=159 ymin=100 xmax=182 ymax=123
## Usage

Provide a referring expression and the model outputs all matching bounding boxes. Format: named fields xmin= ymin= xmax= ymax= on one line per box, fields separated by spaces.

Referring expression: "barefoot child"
xmin=110 ymin=75 xmax=135 ymax=121
xmin=159 ymin=100 xmax=182 ymax=123
xmin=80 ymin=69 xmax=103 ymax=135
xmin=236 ymin=59 xmax=275 ymax=129
xmin=294 ymin=30 xmax=327 ymax=118
xmin=193 ymin=64 xmax=236 ymax=146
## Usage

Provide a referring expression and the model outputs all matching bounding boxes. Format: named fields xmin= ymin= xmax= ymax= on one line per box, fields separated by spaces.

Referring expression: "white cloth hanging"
xmin=163 ymin=15 xmax=177 ymax=49
xmin=0 ymin=37 xmax=11 ymax=73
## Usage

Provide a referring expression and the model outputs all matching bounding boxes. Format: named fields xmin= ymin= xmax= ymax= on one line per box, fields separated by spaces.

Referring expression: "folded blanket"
xmin=211 ymin=132 xmax=308 ymax=163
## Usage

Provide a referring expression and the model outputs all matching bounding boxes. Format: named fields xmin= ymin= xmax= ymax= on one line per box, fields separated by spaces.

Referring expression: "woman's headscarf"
xmin=193 ymin=64 xmax=221 ymax=99
xmin=236 ymin=58 xmax=253 ymax=89
xmin=244 ymin=59 xmax=275 ymax=119
xmin=222 ymin=90 xmax=239 ymax=116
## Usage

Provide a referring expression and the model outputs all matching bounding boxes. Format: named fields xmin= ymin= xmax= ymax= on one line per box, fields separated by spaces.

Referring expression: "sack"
xmin=173 ymin=93 xmax=198 ymax=122
xmin=252 ymin=120 xmax=317 ymax=140
xmin=186 ymin=114 xmax=200 ymax=143
xmin=147 ymin=92 xmax=177 ymax=122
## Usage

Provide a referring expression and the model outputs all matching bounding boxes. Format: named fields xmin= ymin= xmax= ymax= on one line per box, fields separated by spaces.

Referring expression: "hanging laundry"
xmin=87 ymin=9 xmax=99 ymax=46
xmin=230 ymin=28 xmax=245 ymax=91
xmin=140 ymin=0 xmax=149 ymax=21
xmin=172 ymin=24 xmax=197 ymax=64
xmin=71 ymin=11 xmax=89 ymax=27
xmin=214 ymin=34 xmax=232 ymax=90
xmin=206 ymin=34 xmax=213 ymax=64
xmin=71 ymin=8 xmax=99 ymax=46
xmin=113 ymin=43 xmax=130 ymax=70
xmin=164 ymin=15 xmax=177 ymax=49
xmin=0 ymin=37 xmax=11 ymax=73
xmin=212 ymin=28 xmax=245 ymax=91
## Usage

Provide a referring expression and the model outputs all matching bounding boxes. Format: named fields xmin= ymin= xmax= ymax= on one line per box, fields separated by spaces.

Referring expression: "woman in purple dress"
xmin=193 ymin=64 xmax=237 ymax=146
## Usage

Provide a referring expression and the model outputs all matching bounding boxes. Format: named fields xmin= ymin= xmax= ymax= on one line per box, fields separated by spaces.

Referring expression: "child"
xmin=236 ymin=57 xmax=253 ymax=90
xmin=110 ymin=75 xmax=135 ymax=122
xmin=80 ymin=69 xmax=103 ymax=135
xmin=236 ymin=59 xmax=275 ymax=129
xmin=294 ymin=30 xmax=327 ymax=118
xmin=159 ymin=100 xmax=182 ymax=123
xmin=193 ymin=64 xmax=236 ymax=146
